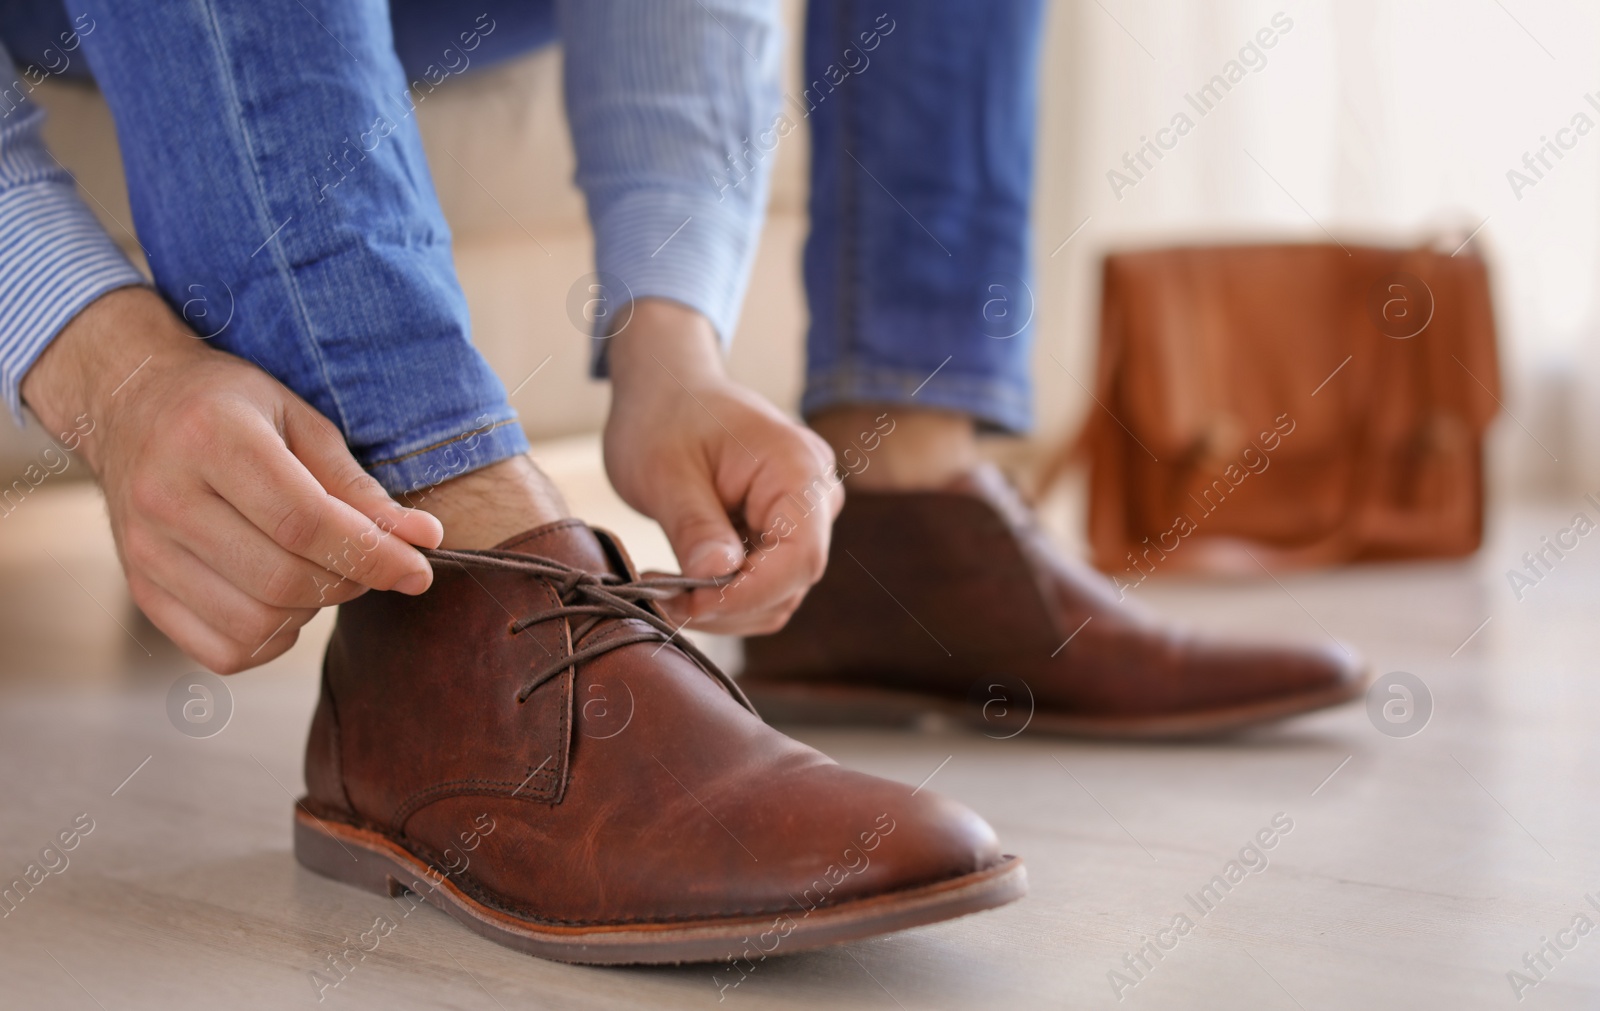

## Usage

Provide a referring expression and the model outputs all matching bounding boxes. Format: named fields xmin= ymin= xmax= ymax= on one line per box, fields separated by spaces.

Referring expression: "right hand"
xmin=21 ymin=287 xmax=443 ymax=673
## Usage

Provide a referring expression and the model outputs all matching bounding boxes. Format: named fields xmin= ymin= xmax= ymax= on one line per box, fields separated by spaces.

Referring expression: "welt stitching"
xmin=394 ymin=835 xmax=976 ymax=928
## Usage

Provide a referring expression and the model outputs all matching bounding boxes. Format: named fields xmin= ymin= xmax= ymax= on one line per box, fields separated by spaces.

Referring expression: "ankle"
xmin=405 ymin=453 xmax=570 ymax=549
xmin=810 ymin=405 xmax=977 ymax=491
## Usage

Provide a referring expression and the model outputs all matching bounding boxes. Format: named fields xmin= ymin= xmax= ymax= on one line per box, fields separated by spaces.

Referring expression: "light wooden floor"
xmin=2 ymin=441 xmax=1597 ymax=1010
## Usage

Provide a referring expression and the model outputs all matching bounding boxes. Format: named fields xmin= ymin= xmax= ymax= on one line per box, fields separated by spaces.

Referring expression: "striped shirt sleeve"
xmin=559 ymin=0 xmax=781 ymax=357
xmin=0 ymin=44 xmax=146 ymax=424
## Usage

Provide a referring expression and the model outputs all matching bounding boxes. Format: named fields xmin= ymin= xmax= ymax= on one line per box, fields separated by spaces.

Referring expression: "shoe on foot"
xmin=742 ymin=464 xmax=1367 ymax=738
xmin=295 ymin=519 xmax=1024 ymax=965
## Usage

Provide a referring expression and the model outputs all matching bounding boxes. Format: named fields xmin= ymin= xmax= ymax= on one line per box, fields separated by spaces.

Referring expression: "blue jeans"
xmin=1 ymin=0 xmax=1043 ymax=494
xmin=801 ymin=0 xmax=1043 ymax=433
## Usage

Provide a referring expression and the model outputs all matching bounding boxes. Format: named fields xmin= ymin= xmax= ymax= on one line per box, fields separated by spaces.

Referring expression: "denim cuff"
xmin=0 ymin=181 xmax=148 ymax=425
xmin=587 ymin=188 xmax=759 ymax=375
xmin=363 ymin=409 xmax=530 ymax=497
xmin=801 ymin=361 xmax=1033 ymax=435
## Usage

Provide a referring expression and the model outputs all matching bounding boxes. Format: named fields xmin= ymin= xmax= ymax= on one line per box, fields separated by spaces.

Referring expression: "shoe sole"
xmin=741 ymin=671 xmax=1369 ymax=740
xmin=293 ymin=805 xmax=1027 ymax=965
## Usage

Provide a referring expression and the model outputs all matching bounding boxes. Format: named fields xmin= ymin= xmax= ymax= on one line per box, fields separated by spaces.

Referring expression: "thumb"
xmin=653 ymin=472 xmax=745 ymax=579
xmin=284 ymin=404 xmax=444 ymax=550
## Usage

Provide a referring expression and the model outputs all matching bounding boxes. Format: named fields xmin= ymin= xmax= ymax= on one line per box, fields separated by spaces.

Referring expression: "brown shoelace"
xmin=422 ymin=548 xmax=755 ymax=714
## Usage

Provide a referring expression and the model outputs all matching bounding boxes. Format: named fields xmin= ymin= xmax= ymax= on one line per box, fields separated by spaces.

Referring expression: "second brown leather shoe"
xmin=742 ymin=464 xmax=1367 ymax=738
xmin=294 ymin=519 xmax=1024 ymax=965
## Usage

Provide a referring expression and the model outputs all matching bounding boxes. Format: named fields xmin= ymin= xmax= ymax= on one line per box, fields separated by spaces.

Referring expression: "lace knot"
xmin=420 ymin=547 xmax=753 ymax=714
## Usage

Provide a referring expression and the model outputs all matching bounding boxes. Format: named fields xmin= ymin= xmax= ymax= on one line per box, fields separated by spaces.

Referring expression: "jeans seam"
xmin=802 ymin=363 xmax=1031 ymax=433
xmin=195 ymin=0 xmax=353 ymax=436
xmin=365 ymin=417 xmax=517 ymax=469
xmin=833 ymin=0 xmax=861 ymax=377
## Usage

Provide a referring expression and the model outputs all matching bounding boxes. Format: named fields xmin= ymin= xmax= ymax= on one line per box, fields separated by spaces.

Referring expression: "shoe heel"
xmin=293 ymin=803 xmax=406 ymax=898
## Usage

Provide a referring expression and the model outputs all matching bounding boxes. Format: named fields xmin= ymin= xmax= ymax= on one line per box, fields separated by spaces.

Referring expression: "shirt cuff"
xmin=0 ymin=180 xmax=147 ymax=425
xmin=587 ymin=188 xmax=759 ymax=374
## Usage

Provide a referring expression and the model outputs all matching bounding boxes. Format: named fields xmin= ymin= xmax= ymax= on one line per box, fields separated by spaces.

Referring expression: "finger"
xmin=127 ymin=493 xmax=366 ymax=609
xmin=663 ymin=589 xmax=806 ymax=637
xmin=283 ymin=404 xmax=444 ymax=550
xmin=158 ymin=488 xmax=377 ymax=609
xmin=200 ymin=410 xmax=432 ymax=594
xmin=668 ymin=501 xmax=827 ymax=616
xmin=679 ymin=537 xmax=818 ymax=624
xmin=130 ymin=528 xmax=321 ymax=647
xmin=653 ymin=456 xmax=746 ymax=580
xmin=741 ymin=427 xmax=844 ymax=545
xmin=696 ymin=510 xmax=829 ymax=622
xmin=699 ymin=452 xmax=839 ymax=621
xmin=127 ymin=571 xmax=298 ymax=674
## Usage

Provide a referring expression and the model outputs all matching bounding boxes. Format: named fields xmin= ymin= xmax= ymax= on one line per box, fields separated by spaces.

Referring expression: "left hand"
xmin=602 ymin=299 xmax=842 ymax=636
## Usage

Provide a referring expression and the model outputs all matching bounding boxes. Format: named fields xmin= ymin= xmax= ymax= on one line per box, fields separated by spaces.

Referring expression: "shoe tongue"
xmin=492 ymin=519 xmax=613 ymax=574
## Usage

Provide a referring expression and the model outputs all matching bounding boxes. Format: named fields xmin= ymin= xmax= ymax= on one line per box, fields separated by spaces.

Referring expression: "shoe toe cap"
xmin=1186 ymin=635 xmax=1370 ymax=708
xmin=776 ymin=764 xmax=1004 ymax=908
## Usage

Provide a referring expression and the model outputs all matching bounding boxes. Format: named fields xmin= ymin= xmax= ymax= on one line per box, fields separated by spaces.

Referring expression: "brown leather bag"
xmin=1068 ymin=242 xmax=1501 ymax=583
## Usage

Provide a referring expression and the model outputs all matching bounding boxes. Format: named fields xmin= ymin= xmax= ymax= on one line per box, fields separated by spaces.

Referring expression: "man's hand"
xmin=21 ymin=287 xmax=443 ymax=673
xmin=603 ymin=299 xmax=842 ymax=636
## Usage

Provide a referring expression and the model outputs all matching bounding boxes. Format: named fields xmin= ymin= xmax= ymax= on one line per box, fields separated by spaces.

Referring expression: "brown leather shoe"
xmin=294 ymin=519 xmax=1024 ymax=965
xmin=742 ymin=464 xmax=1367 ymax=738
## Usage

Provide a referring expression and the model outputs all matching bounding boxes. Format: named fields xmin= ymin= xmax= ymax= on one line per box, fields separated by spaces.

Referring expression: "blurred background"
xmin=8 ymin=0 xmax=1599 ymax=507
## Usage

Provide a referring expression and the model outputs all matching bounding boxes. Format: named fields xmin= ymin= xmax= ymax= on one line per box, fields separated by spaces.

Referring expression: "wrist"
xmin=20 ymin=286 xmax=199 ymax=474
xmin=605 ymin=298 xmax=726 ymax=394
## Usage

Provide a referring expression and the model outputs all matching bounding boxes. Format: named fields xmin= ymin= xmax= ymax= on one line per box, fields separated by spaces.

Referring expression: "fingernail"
xmin=394 ymin=571 xmax=431 ymax=595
